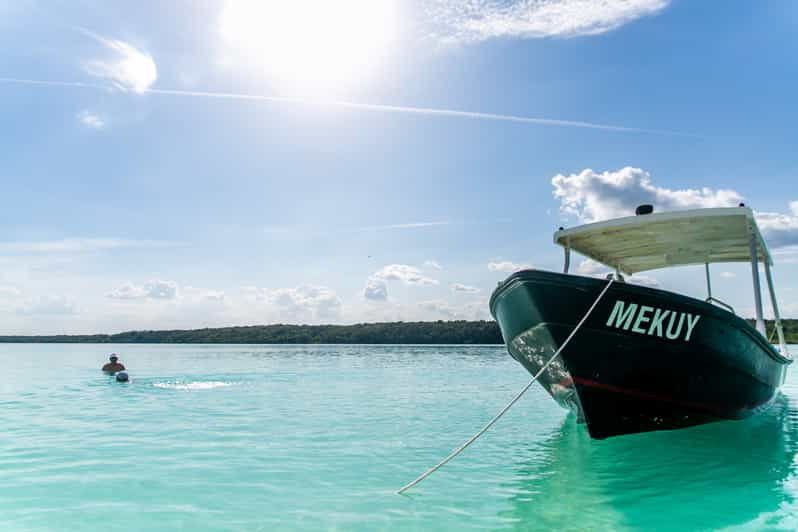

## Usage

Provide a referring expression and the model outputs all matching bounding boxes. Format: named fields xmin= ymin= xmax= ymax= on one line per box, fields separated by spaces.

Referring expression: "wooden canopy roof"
xmin=554 ymin=207 xmax=772 ymax=275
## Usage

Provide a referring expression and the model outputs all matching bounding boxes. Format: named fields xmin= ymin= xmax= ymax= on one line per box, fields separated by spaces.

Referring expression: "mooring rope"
xmin=397 ymin=278 xmax=615 ymax=495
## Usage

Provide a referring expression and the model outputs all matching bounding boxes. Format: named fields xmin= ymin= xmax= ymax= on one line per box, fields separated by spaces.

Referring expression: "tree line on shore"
xmin=0 ymin=319 xmax=795 ymax=344
xmin=0 ymin=321 xmax=504 ymax=344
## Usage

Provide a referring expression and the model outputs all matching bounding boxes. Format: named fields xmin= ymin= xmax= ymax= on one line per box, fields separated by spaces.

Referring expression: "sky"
xmin=1 ymin=0 xmax=797 ymax=334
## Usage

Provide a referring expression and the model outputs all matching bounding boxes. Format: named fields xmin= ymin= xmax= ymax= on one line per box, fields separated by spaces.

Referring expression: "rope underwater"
xmin=397 ymin=278 xmax=615 ymax=495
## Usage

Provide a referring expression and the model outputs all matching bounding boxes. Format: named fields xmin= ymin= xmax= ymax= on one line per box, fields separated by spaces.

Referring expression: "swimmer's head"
xmin=109 ymin=354 xmax=119 ymax=362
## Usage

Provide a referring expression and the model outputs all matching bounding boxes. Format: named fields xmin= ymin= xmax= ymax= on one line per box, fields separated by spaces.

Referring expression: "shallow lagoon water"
xmin=1 ymin=344 xmax=797 ymax=531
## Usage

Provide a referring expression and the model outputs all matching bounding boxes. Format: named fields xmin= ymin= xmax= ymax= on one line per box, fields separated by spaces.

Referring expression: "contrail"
xmin=353 ymin=221 xmax=451 ymax=232
xmin=0 ymin=77 xmax=694 ymax=136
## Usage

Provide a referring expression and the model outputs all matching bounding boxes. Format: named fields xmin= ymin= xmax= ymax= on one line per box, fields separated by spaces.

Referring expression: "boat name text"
xmin=606 ymin=300 xmax=701 ymax=341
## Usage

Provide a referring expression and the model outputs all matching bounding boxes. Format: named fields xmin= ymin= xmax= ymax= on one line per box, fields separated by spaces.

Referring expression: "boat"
xmin=489 ymin=204 xmax=792 ymax=439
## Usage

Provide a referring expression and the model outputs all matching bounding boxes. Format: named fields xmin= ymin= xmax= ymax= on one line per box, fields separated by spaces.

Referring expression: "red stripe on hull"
xmin=572 ymin=376 xmax=771 ymax=417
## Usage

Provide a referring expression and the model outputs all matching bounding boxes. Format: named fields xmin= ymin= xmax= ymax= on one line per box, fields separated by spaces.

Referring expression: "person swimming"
xmin=102 ymin=354 xmax=126 ymax=373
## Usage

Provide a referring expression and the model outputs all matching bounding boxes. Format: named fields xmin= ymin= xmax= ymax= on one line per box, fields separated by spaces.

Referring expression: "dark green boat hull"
xmin=489 ymin=270 xmax=791 ymax=439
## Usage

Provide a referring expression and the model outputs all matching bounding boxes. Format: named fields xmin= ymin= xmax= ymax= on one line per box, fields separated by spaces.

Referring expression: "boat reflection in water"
xmin=499 ymin=394 xmax=798 ymax=531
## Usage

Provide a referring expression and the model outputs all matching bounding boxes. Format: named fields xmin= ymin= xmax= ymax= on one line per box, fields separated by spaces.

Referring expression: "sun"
xmin=219 ymin=0 xmax=402 ymax=94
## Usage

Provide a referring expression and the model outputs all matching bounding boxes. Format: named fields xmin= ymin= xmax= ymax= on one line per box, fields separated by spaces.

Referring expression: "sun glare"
xmin=220 ymin=0 xmax=402 ymax=94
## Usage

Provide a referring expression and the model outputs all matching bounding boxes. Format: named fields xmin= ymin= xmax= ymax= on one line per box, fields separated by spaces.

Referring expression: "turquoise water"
xmin=1 ymin=344 xmax=798 ymax=531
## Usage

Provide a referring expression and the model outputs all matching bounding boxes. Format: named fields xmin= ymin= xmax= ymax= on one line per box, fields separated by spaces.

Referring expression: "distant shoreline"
xmin=1 ymin=319 xmax=796 ymax=344
xmin=0 ymin=321 xmax=504 ymax=344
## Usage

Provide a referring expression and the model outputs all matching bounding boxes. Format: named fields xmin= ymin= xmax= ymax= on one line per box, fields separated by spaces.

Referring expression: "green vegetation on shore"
xmin=755 ymin=319 xmax=798 ymax=345
xmin=0 ymin=319 xmax=796 ymax=344
xmin=0 ymin=321 xmax=504 ymax=344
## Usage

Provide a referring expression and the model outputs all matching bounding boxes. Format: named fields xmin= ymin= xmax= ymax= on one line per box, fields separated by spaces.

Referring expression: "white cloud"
xmin=0 ymin=286 xmax=21 ymax=298
xmin=551 ymin=168 xmax=798 ymax=250
xmin=362 ymin=264 xmax=438 ymax=302
xmin=782 ymin=301 xmax=798 ymax=318
xmin=720 ymin=271 xmax=736 ymax=279
xmin=180 ymin=286 xmax=227 ymax=306
xmin=552 ymin=167 xmax=744 ymax=223
xmin=425 ymin=0 xmax=670 ymax=44
xmin=755 ymin=201 xmax=798 ymax=249
xmin=627 ymin=274 xmax=659 ymax=287
xmin=197 ymin=290 xmax=225 ymax=302
xmin=488 ymin=260 xmax=531 ymax=273
xmin=418 ymin=300 xmax=459 ymax=318
xmin=577 ymin=258 xmax=606 ymax=275
xmin=372 ymin=264 xmax=438 ymax=286
xmin=17 ymin=295 xmax=79 ymax=315
xmin=773 ymin=246 xmax=798 ymax=264
xmin=0 ymin=238 xmax=177 ymax=254
xmin=466 ymin=300 xmax=492 ymax=321
xmin=363 ymin=278 xmax=388 ymax=301
xmin=244 ymin=284 xmax=342 ymax=319
xmin=82 ymin=32 xmax=157 ymax=93
xmin=107 ymin=280 xmax=178 ymax=300
xmin=577 ymin=258 xmax=657 ymax=286
xmin=77 ymin=110 xmax=105 ymax=129
xmin=418 ymin=298 xmax=492 ymax=320
xmin=450 ymin=283 xmax=480 ymax=294
xmin=424 ymin=260 xmax=443 ymax=270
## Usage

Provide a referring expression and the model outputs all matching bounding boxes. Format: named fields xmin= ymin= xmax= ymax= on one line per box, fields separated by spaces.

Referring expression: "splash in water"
xmin=152 ymin=380 xmax=237 ymax=390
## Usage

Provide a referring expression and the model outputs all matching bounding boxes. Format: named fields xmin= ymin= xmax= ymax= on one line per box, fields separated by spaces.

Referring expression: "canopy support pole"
xmin=749 ymin=233 xmax=766 ymax=337
xmin=563 ymin=246 xmax=570 ymax=274
xmin=705 ymin=263 xmax=712 ymax=299
xmin=764 ymin=261 xmax=790 ymax=357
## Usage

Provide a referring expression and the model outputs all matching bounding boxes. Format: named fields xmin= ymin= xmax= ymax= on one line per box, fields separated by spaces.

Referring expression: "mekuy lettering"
xmin=631 ymin=305 xmax=654 ymax=334
xmin=684 ymin=313 xmax=701 ymax=341
xmin=647 ymin=308 xmax=671 ymax=337
xmin=606 ymin=300 xmax=701 ymax=342
xmin=606 ymin=300 xmax=637 ymax=330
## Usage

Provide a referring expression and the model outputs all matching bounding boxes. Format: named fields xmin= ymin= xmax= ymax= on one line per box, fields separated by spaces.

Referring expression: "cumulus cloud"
xmin=82 ymin=32 xmax=157 ymax=93
xmin=362 ymin=264 xmax=438 ymax=302
xmin=552 ymin=167 xmax=744 ymax=223
xmin=720 ymin=271 xmax=736 ymax=279
xmin=372 ymin=264 xmax=438 ymax=286
xmin=107 ymin=280 xmax=178 ymax=300
xmin=17 ymin=295 xmax=79 ymax=315
xmin=424 ymin=260 xmax=443 ymax=270
xmin=755 ymin=201 xmax=798 ymax=248
xmin=425 ymin=0 xmax=669 ymax=44
xmin=245 ymin=284 xmax=342 ymax=319
xmin=577 ymin=258 xmax=606 ymax=275
xmin=77 ymin=110 xmax=105 ymax=129
xmin=181 ymin=286 xmax=226 ymax=303
xmin=450 ymin=283 xmax=480 ymax=294
xmin=577 ymin=259 xmax=658 ymax=286
xmin=488 ymin=260 xmax=532 ymax=273
xmin=363 ymin=278 xmax=388 ymax=301
xmin=551 ymin=168 xmax=798 ymax=249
